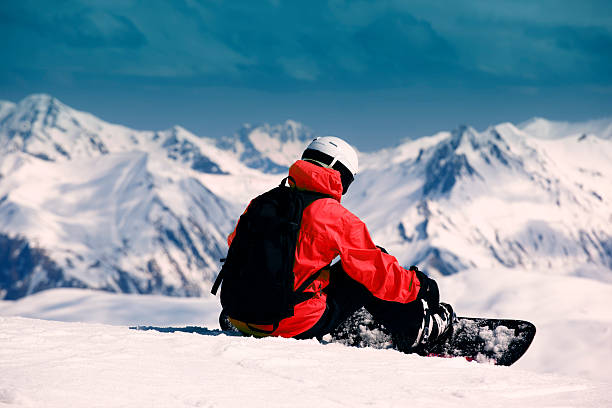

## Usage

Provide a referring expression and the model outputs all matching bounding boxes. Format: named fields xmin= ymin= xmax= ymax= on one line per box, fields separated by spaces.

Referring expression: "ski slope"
xmin=2 ymin=263 xmax=612 ymax=407
xmin=1 ymin=316 xmax=610 ymax=408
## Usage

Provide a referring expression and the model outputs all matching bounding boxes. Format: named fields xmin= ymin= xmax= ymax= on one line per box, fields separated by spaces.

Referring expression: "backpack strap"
xmin=280 ymin=176 xmax=296 ymax=187
xmin=292 ymin=264 xmax=329 ymax=305
xmin=210 ymin=267 xmax=224 ymax=295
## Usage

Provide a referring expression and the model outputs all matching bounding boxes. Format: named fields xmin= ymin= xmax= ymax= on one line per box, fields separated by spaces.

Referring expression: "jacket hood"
xmin=288 ymin=160 xmax=343 ymax=202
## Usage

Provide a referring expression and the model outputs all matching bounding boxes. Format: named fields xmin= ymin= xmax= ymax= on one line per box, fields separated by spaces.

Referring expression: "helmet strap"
xmin=304 ymin=158 xmax=333 ymax=169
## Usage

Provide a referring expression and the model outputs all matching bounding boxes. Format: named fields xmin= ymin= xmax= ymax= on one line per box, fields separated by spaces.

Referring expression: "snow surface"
xmin=0 ymin=314 xmax=610 ymax=408
xmin=2 ymin=262 xmax=612 ymax=407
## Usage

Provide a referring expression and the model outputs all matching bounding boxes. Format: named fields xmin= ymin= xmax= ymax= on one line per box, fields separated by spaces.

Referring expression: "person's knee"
xmin=414 ymin=269 xmax=440 ymax=306
xmin=365 ymin=296 xmax=424 ymax=336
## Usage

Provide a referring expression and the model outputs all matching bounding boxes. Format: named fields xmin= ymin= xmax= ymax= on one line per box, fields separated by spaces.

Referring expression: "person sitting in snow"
xmin=214 ymin=136 xmax=454 ymax=353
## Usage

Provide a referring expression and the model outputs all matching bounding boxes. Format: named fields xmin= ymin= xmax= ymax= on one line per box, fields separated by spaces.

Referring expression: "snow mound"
xmin=1 ymin=316 xmax=610 ymax=408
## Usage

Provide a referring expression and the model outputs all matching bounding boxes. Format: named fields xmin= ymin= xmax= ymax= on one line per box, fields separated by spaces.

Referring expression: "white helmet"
xmin=301 ymin=136 xmax=359 ymax=194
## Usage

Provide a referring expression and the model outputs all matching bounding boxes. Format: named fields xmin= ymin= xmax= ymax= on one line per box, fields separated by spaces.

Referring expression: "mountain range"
xmin=1 ymin=94 xmax=611 ymax=299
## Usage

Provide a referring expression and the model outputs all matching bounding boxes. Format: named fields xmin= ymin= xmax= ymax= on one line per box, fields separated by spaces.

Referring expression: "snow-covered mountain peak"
xmin=0 ymin=95 xmax=243 ymax=179
xmin=248 ymin=119 xmax=313 ymax=143
xmin=18 ymin=93 xmax=59 ymax=108
xmin=415 ymin=127 xmax=481 ymax=197
xmin=519 ymin=116 xmax=612 ymax=140
xmin=5 ymin=94 xmax=68 ymax=132
xmin=451 ymin=123 xmax=476 ymax=138
xmin=236 ymin=120 xmax=314 ymax=149
xmin=346 ymin=121 xmax=612 ymax=278
xmin=0 ymin=94 xmax=119 ymax=161
xmin=0 ymin=95 xmax=280 ymax=300
xmin=410 ymin=123 xmax=534 ymax=198
xmin=1 ymin=93 xmax=611 ymax=303
xmin=167 ymin=124 xmax=192 ymax=136
xmin=0 ymin=100 xmax=16 ymax=121
xmin=218 ymin=119 xmax=315 ymax=173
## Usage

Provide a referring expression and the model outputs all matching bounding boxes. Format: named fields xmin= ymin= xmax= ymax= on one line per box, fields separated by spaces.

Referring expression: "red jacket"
xmin=227 ymin=160 xmax=421 ymax=337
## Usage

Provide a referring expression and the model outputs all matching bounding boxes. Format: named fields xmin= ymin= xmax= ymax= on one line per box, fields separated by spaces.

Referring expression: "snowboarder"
xmin=215 ymin=136 xmax=454 ymax=353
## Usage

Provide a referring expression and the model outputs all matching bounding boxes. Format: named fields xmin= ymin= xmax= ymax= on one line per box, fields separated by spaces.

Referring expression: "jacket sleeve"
xmin=332 ymin=209 xmax=421 ymax=304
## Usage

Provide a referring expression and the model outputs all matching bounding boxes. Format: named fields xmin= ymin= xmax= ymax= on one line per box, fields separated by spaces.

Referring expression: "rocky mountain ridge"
xmin=1 ymin=94 xmax=610 ymax=299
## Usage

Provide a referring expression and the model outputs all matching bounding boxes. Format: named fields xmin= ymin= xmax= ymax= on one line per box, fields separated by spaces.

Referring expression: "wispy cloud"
xmin=1 ymin=0 xmax=610 ymax=90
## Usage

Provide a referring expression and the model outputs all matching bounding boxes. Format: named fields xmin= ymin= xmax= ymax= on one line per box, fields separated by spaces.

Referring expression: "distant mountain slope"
xmin=519 ymin=117 xmax=612 ymax=140
xmin=1 ymin=94 xmax=611 ymax=299
xmin=0 ymin=94 xmax=235 ymax=173
xmin=0 ymin=95 xmax=277 ymax=299
xmin=217 ymin=120 xmax=315 ymax=173
xmin=0 ymin=233 xmax=71 ymax=300
xmin=346 ymin=123 xmax=612 ymax=280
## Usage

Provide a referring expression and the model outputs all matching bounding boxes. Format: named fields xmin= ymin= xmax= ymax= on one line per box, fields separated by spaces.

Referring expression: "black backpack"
xmin=211 ymin=177 xmax=328 ymax=329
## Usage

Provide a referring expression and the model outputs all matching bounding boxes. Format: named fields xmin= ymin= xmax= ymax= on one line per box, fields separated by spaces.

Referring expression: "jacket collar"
xmin=288 ymin=160 xmax=343 ymax=202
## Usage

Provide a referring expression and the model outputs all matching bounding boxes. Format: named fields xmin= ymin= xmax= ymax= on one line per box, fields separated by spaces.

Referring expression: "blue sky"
xmin=1 ymin=0 xmax=611 ymax=150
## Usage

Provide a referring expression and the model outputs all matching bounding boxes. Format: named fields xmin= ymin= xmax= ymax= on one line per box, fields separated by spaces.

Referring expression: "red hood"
xmin=288 ymin=160 xmax=343 ymax=202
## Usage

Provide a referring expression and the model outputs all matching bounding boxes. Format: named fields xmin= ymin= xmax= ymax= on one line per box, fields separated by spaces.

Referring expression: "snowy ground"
xmin=1 ymin=317 xmax=610 ymax=408
xmin=440 ymin=269 xmax=612 ymax=382
xmin=1 ymin=268 xmax=611 ymax=407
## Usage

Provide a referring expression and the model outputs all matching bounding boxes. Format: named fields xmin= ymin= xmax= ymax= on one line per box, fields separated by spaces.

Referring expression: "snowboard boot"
xmin=408 ymin=301 xmax=455 ymax=355
xmin=428 ymin=303 xmax=456 ymax=348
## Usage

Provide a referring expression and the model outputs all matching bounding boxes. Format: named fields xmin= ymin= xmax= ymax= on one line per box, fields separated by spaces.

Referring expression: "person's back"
xmin=215 ymin=137 xmax=454 ymax=351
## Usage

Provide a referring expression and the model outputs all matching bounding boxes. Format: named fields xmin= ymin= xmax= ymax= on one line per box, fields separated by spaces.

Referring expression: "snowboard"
xmin=131 ymin=309 xmax=536 ymax=366
xmin=325 ymin=307 xmax=536 ymax=366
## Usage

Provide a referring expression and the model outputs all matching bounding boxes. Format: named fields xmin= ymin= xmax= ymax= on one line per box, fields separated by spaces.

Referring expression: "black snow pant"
xmin=294 ymin=262 xmax=444 ymax=350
